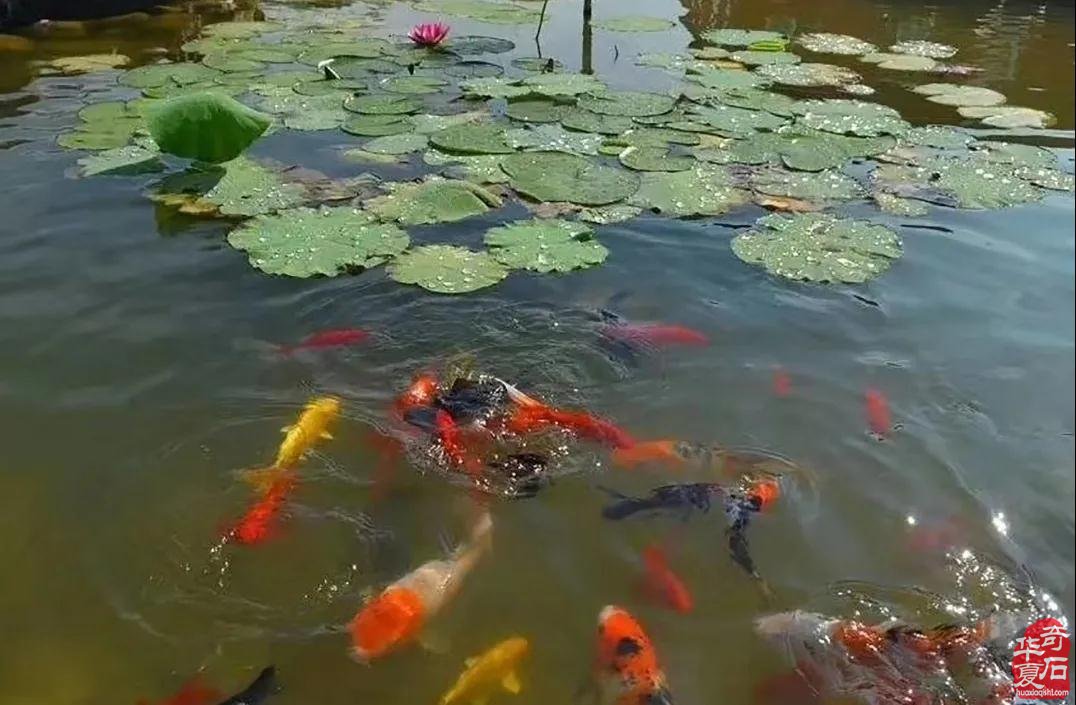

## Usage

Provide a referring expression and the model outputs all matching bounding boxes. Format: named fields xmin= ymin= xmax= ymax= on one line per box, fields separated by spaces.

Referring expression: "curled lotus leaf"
xmin=795 ymin=99 xmax=911 ymax=137
xmin=388 ymin=245 xmax=509 ymax=294
xmin=594 ymin=16 xmax=676 ymax=32
xmin=957 ymin=106 xmax=1055 ymax=129
xmin=460 ymin=77 xmax=532 ymax=99
xmin=414 ymin=0 xmax=541 ymax=24
xmin=78 ymin=144 xmax=163 ymax=176
xmin=429 ymin=122 xmax=515 ymax=154
xmin=484 ymin=218 xmax=609 ymax=272
xmin=913 ymin=83 xmax=1006 ymax=107
xmin=751 ymin=166 xmax=863 ymax=201
xmin=702 ymin=29 xmax=787 ymax=48
xmin=731 ymin=212 xmax=903 ymax=283
xmin=502 ymin=151 xmax=640 ymax=205
xmin=227 ymin=206 xmax=409 ymax=278
xmin=577 ymin=91 xmax=676 ymax=117
xmin=447 ymin=36 xmax=516 ymax=55
xmin=344 ymin=94 xmax=423 ymax=115
xmin=560 ymin=108 xmax=634 ymax=135
xmin=204 ymin=157 xmax=306 ymax=216
xmin=628 ymin=164 xmax=747 ymax=216
xmin=796 ymin=33 xmax=877 ymax=55
xmin=342 ymin=113 xmax=415 ymax=136
xmin=506 ymin=125 xmax=602 ymax=155
xmin=506 ymin=100 xmax=568 ymax=123
xmin=729 ymin=50 xmax=800 ymax=66
xmin=688 ymin=104 xmax=787 ymax=136
xmin=889 ymin=40 xmax=957 ymax=58
xmin=365 ymin=178 xmax=495 ymax=225
xmin=618 ymin=145 xmax=694 ymax=172
xmin=520 ymin=73 xmax=607 ymax=97
xmin=146 ymin=92 xmax=271 ymax=163
xmin=756 ymin=62 xmax=860 ymax=87
xmin=363 ymin=133 xmax=429 ymax=154
xmin=121 ymin=62 xmax=221 ymax=88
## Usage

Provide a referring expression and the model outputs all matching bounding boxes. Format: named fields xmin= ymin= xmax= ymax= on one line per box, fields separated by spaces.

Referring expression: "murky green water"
xmin=0 ymin=0 xmax=1073 ymax=703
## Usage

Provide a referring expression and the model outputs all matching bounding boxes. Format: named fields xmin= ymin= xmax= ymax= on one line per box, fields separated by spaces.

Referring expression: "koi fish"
xmin=435 ymin=409 xmax=482 ymax=476
xmin=137 ymin=666 xmax=277 ymax=705
xmin=394 ymin=373 xmax=440 ymax=419
xmin=242 ymin=397 xmax=341 ymax=492
xmin=228 ymin=473 xmax=296 ymax=546
xmin=593 ymin=605 xmax=674 ymax=705
xmin=278 ymin=328 xmax=370 ymax=355
xmin=438 ymin=636 xmax=530 ymax=705
xmin=865 ymin=387 xmax=891 ymax=436
xmin=611 ymin=441 xmax=800 ymax=490
xmin=599 ymin=323 xmax=709 ymax=348
xmin=499 ymin=380 xmax=636 ymax=450
xmin=639 ymin=544 xmax=693 ymax=614
xmin=772 ymin=368 xmax=791 ymax=398
xmin=349 ymin=512 xmax=493 ymax=662
xmin=136 ymin=678 xmax=219 ymax=705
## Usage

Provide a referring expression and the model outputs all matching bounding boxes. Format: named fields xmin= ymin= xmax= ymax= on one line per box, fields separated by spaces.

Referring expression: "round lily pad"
xmin=577 ymin=91 xmax=676 ymax=117
xmin=611 ymin=127 xmax=701 ymax=147
xmin=561 ymin=107 xmax=634 ymax=135
xmin=594 ymin=16 xmax=675 ymax=32
xmin=512 ymin=56 xmax=564 ymax=72
xmin=461 ymin=77 xmax=531 ymax=99
xmin=430 ymin=123 xmax=515 ymax=154
xmin=956 ymin=105 xmax=1055 ymax=129
xmin=344 ymin=94 xmax=423 ymax=115
xmin=388 ymin=245 xmax=509 ymax=294
xmin=731 ymin=213 xmax=902 ymax=283
xmin=702 ymin=29 xmax=786 ymax=47
xmin=502 ymin=151 xmax=640 ymax=205
xmin=751 ymin=166 xmax=862 ymax=201
xmin=873 ymin=154 xmax=1045 ymax=209
xmin=913 ymin=83 xmax=1006 ymax=107
xmin=902 ymin=125 xmax=973 ymax=149
xmin=520 ymin=73 xmax=607 ymax=97
xmin=363 ymin=133 xmax=429 ymax=154
xmin=506 ymin=125 xmax=602 ymax=155
xmin=227 ymin=206 xmax=409 ymax=278
xmin=628 ymin=164 xmax=747 ymax=216
xmin=796 ymin=33 xmax=876 ymax=55
xmin=49 ymin=53 xmax=129 ymax=74
xmin=202 ymin=53 xmax=265 ymax=73
xmin=424 ymin=151 xmax=511 ymax=184
xmin=331 ymin=57 xmax=402 ymax=77
xmin=447 ymin=36 xmax=516 ymax=55
xmin=204 ymin=157 xmax=307 ymax=216
xmin=874 ymin=54 xmax=937 ymax=71
xmin=688 ymin=104 xmax=787 ymax=136
xmin=756 ymin=62 xmax=860 ymax=87
xmin=579 ymin=204 xmax=642 ymax=224
xmin=889 ymin=40 xmax=957 ymax=58
xmin=379 ymin=75 xmax=448 ymax=95
xmin=618 ymin=145 xmax=693 ymax=172
xmin=365 ymin=178 xmax=495 ymax=224
xmin=342 ymin=114 xmax=415 ymax=136
xmin=415 ymin=0 xmax=540 ymax=24
xmin=121 ymin=62 xmax=221 ymax=88
xmin=445 ymin=60 xmax=505 ymax=78
xmin=635 ymin=52 xmax=695 ymax=71
xmin=410 ymin=112 xmax=488 ymax=134
xmin=78 ymin=144 xmax=163 ymax=177
xmin=719 ymin=88 xmax=800 ymax=116
xmin=146 ymin=92 xmax=271 ymax=163
xmin=795 ymin=99 xmax=910 ymax=137
xmin=506 ymin=100 xmax=567 ymax=123
xmin=730 ymin=50 xmax=800 ymax=66
xmin=686 ymin=67 xmax=769 ymax=91
xmin=484 ymin=218 xmax=608 ymax=272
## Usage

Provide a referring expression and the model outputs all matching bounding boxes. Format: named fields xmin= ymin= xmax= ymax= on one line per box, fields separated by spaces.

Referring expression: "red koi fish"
xmin=500 ymin=381 xmax=636 ymax=450
xmin=227 ymin=474 xmax=296 ymax=546
xmin=772 ymin=368 xmax=791 ymax=398
xmin=278 ymin=328 xmax=370 ymax=355
xmin=393 ymin=373 xmax=440 ymax=419
xmin=435 ymin=409 xmax=482 ymax=476
xmin=136 ymin=678 xmax=220 ymax=705
xmin=865 ymin=387 xmax=892 ymax=436
xmin=639 ymin=543 xmax=693 ymax=614
xmin=600 ymin=323 xmax=709 ymax=348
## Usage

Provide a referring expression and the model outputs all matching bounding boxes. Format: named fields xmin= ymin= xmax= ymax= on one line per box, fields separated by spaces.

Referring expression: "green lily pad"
xmin=618 ymin=145 xmax=694 ymax=172
xmin=796 ymin=33 xmax=877 ymax=55
xmin=685 ymin=67 xmax=769 ymax=91
xmin=506 ymin=100 xmax=567 ymax=123
xmin=957 ymin=106 xmax=1055 ymax=129
xmin=57 ymin=128 xmax=135 ymax=151
xmin=521 ymin=73 xmax=607 ymax=97
xmin=430 ymin=122 xmax=515 ymax=155
xmin=460 ymin=76 xmax=532 ymax=98
xmin=363 ymin=133 xmax=429 ymax=154
xmin=874 ymin=192 xmax=928 ymax=216
xmin=609 ymin=127 xmax=701 ymax=147
xmin=873 ymin=54 xmax=938 ymax=71
xmin=344 ymin=149 xmax=407 ymax=165
xmin=902 ymin=125 xmax=973 ymax=149
xmin=873 ymin=155 xmax=1044 ymax=209
xmin=635 ymin=52 xmax=695 ymax=71
xmin=330 ymin=57 xmax=402 ymax=78
xmin=366 ymin=178 xmax=495 ymax=224
xmin=49 ymin=53 xmax=129 ymax=74
xmin=511 ymin=56 xmax=564 ymax=72
xmin=378 ymin=75 xmax=448 ymax=95
xmin=594 ymin=16 xmax=675 ymax=32
xmin=719 ymin=88 xmax=800 ymax=116
xmin=795 ymin=99 xmax=910 ymax=137
xmin=202 ymin=53 xmax=265 ymax=73
xmin=445 ymin=60 xmax=505 ymax=78
xmin=284 ymin=107 xmax=346 ymax=131
xmin=502 ymin=151 xmax=640 ymax=205
xmin=146 ymin=92 xmax=271 ymax=163
xmin=913 ymin=83 xmax=1006 ymax=107
xmin=578 ymin=204 xmax=642 ymax=224
xmin=121 ymin=62 xmax=221 ymax=88
xmin=298 ymin=40 xmax=389 ymax=65
xmin=776 ymin=130 xmax=895 ymax=171
xmin=230 ymin=47 xmax=297 ymax=63
xmin=702 ymin=29 xmax=786 ymax=48
xmin=560 ymin=107 xmax=634 ymax=135
xmin=205 ymin=158 xmax=307 ymax=216
xmin=414 ymin=0 xmax=540 ymax=24
xmin=389 ymin=245 xmax=509 ymax=294
xmin=257 ymin=89 xmax=342 ymax=115
xmin=484 ymin=218 xmax=608 ymax=272
xmin=688 ymin=104 xmax=787 ymax=136
xmin=344 ymin=94 xmax=423 ymax=115
xmin=410 ymin=112 xmax=488 ymax=133
xmin=628 ymin=164 xmax=747 ymax=216
xmin=690 ymin=47 xmax=732 ymax=60
xmin=751 ymin=166 xmax=863 ymax=201
xmin=756 ymin=62 xmax=860 ymax=87
xmin=506 ymin=125 xmax=602 ymax=155
xmin=424 ymin=151 xmax=510 ymax=184
xmin=342 ymin=113 xmax=415 ymax=136
xmin=577 ymin=91 xmax=676 ymax=117
xmin=889 ymin=40 xmax=957 ymax=58
xmin=227 ymin=206 xmax=409 ymax=278
xmin=731 ymin=213 xmax=902 ymax=283
xmin=203 ymin=21 xmax=282 ymax=38
xmin=730 ymin=50 xmax=800 ymax=66
xmin=78 ymin=144 xmax=163 ymax=176
xmin=448 ymin=36 xmax=516 ymax=54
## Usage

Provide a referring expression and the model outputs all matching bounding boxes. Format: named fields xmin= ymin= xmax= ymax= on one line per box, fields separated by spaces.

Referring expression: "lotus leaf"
xmin=618 ymin=146 xmax=694 ymax=172
xmin=913 ymin=84 xmax=1006 ymax=107
xmin=365 ymin=178 xmax=495 ymax=224
xmin=957 ymin=106 xmax=1055 ymax=129
xmin=521 ymin=73 xmax=607 ymax=97
xmin=146 ymin=92 xmax=271 ymax=163
xmin=506 ymin=100 xmax=567 ymax=123
xmin=410 ymin=112 xmax=488 ymax=133
xmin=445 ymin=61 xmax=505 ymax=78
xmin=731 ymin=212 xmax=902 ymax=283
xmin=795 ymin=99 xmax=910 ymax=137
xmin=342 ymin=114 xmax=415 ymax=136
xmin=512 ymin=56 xmax=564 ymax=72
xmin=506 ymin=125 xmax=602 ymax=155
xmin=594 ymin=16 xmax=675 ymax=32
xmin=730 ymin=50 xmax=800 ymax=66
xmin=608 ymin=128 xmax=701 ymax=147
xmin=796 ymin=33 xmax=877 ymax=55
xmin=560 ymin=108 xmax=635 ymax=135
xmin=203 ymin=21 xmax=282 ymax=38
xmin=49 ymin=53 xmax=129 ymax=73
xmin=874 ymin=192 xmax=928 ymax=216
xmin=688 ymin=104 xmax=787 ymax=136
xmin=502 ymin=151 xmax=639 ymax=205
xmin=577 ymin=91 xmax=676 ymax=117
xmin=389 ymin=245 xmax=509 ymax=293
xmin=202 ymin=53 xmax=265 ymax=73
xmin=718 ymin=88 xmax=800 ymax=116
xmin=751 ymin=166 xmax=862 ymax=201
xmin=363 ymin=133 xmax=429 ymax=154
xmin=379 ymin=75 xmax=448 ymax=95
xmin=889 ymin=40 xmax=957 ymax=58
xmin=484 ymin=218 xmax=608 ymax=272
xmin=344 ymin=94 xmax=423 ymax=115
xmin=78 ymin=144 xmax=163 ymax=176
xmin=460 ymin=77 xmax=532 ymax=99
xmin=579 ymin=204 xmax=643 ymax=224
xmin=756 ymin=62 xmax=860 ymax=87
xmin=227 ymin=206 xmax=409 ymax=277
xmin=628 ymin=164 xmax=747 ymax=216
xmin=121 ymin=62 xmax=221 ymax=89
xmin=702 ymin=29 xmax=786 ymax=47
xmin=448 ymin=36 xmax=516 ymax=54
xmin=875 ymin=54 xmax=938 ymax=71
xmin=415 ymin=0 xmax=540 ymax=24
xmin=205 ymin=157 xmax=306 ymax=216
xmin=636 ymin=52 xmax=695 ymax=71
xmin=430 ymin=123 xmax=515 ymax=154
xmin=873 ymin=156 xmax=1044 ymax=209
xmin=686 ymin=67 xmax=769 ymax=91
xmin=424 ymin=151 xmax=511 ymax=184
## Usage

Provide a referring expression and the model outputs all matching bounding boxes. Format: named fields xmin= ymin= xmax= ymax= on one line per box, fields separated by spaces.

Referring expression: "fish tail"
xmin=611 ymin=440 xmax=682 ymax=469
xmin=240 ymin=465 xmax=287 ymax=493
xmin=496 ymin=378 xmax=544 ymax=409
xmin=601 ymin=497 xmax=654 ymax=520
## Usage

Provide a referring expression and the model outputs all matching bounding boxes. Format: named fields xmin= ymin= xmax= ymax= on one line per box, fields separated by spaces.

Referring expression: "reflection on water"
xmin=0 ymin=0 xmax=1072 ymax=703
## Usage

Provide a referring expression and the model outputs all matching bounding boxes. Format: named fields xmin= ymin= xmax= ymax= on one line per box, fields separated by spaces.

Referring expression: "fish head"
xmin=596 ymin=606 xmax=668 ymax=703
xmin=496 ymin=636 xmax=531 ymax=664
xmin=310 ymin=396 xmax=342 ymax=418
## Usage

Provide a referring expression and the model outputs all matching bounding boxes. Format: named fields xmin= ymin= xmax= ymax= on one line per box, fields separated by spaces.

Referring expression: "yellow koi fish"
xmin=243 ymin=396 xmax=341 ymax=491
xmin=439 ymin=636 xmax=530 ymax=705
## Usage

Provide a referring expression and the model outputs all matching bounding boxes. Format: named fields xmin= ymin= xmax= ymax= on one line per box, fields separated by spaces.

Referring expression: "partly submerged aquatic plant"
xmin=408 ymin=22 xmax=451 ymax=48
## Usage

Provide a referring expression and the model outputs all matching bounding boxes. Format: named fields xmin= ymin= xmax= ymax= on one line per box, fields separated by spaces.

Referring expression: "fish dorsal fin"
xmin=320 ymin=431 xmax=334 ymax=440
xmin=501 ymin=670 xmax=521 ymax=694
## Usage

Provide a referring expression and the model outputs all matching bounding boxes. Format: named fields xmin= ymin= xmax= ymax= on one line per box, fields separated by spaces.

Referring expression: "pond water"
xmin=0 ymin=0 xmax=1073 ymax=703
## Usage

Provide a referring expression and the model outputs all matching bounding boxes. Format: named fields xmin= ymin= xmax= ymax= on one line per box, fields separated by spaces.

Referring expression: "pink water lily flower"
xmin=408 ymin=21 xmax=450 ymax=48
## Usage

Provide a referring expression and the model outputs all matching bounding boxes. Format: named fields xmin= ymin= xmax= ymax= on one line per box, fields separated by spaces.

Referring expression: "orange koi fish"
xmin=349 ymin=512 xmax=493 ymax=662
xmin=227 ymin=474 xmax=296 ymax=546
xmin=864 ymin=387 xmax=892 ymax=436
xmin=499 ymin=381 xmax=636 ymax=450
xmin=434 ymin=409 xmax=482 ymax=476
xmin=612 ymin=441 xmax=799 ymax=490
xmin=136 ymin=678 xmax=219 ymax=705
xmin=594 ymin=605 xmax=674 ymax=705
xmin=639 ymin=543 xmax=693 ymax=614
xmin=393 ymin=373 xmax=440 ymax=419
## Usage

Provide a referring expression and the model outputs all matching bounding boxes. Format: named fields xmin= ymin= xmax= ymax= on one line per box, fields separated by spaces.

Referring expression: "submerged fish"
xmin=864 ymin=387 xmax=892 ymax=437
xmin=772 ymin=368 xmax=791 ymax=398
xmin=227 ymin=474 xmax=296 ymax=546
xmin=639 ymin=544 xmax=693 ymax=615
xmin=500 ymin=380 xmax=636 ymax=450
xmin=593 ymin=605 xmax=674 ymax=705
xmin=278 ymin=328 xmax=370 ymax=355
xmin=217 ymin=667 xmax=278 ymax=705
xmin=242 ymin=397 xmax=341 ymax=491
xmin=611 ymin=440 xmax=799 ymax=489
xmin=439 ymin=636 xmax=530 ymax=705
xmin=136 ymin=678 xmax=219 ymax=705
xmin=137 ymin=666 xmax=277 ymax=705
xmin=599 ymin=323 xmax=709 ymax=348
xmin=349 ymin=512 xmax=493 ymax=662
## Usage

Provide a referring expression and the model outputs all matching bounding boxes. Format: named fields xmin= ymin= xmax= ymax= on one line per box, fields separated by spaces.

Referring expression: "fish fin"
xmin=320 ymin=431 xmax=334 ymax=440
xmin=610 ymin=440 xmax=681 ymax=469
xmin=280 ymin=425 xmax=293 ymax=433
xmin=501 ymin=670 xmax=522 ymax=694
xmin=495 ymin=378 xmax=543 ymax=409
xmin=240 ymin=466 xmax=284 ymax=493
